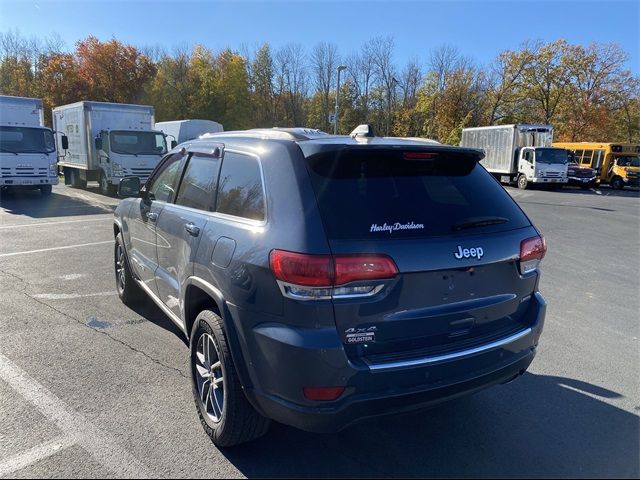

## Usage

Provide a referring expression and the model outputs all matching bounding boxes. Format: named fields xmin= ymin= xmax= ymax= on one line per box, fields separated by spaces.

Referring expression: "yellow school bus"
xmin=552 ymin=142 xmax=640 ymax=189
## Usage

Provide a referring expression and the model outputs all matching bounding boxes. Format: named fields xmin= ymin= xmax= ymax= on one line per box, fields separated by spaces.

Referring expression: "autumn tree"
xmin=75 ymin=36 xmax=156 ymax=103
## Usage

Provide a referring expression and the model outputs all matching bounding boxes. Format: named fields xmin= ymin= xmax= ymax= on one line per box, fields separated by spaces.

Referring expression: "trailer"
xmin=461 ymin=124 xmax=568 ymax=189
xmin=156 ymin=119 xmax=223 ymax=145
xmin=0 ymin=95 xmax=66 ymax=196
xmin=52 ymin=101 xmax=168 ymax=195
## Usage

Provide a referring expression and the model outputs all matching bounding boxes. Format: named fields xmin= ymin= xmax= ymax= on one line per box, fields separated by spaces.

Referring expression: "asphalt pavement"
xmin=0 ymin=183 xmax=638 ymax=478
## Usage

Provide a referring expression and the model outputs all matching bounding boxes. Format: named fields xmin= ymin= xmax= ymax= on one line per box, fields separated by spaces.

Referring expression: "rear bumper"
xmin=241 ymin=291 xmax=546 ymax=433
xmin=0 ymin=177 xmax=58 ymax=186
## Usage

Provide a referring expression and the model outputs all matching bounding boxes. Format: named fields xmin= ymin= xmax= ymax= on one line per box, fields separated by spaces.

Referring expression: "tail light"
xmin=519 ymin=235 xmax=546 ymax=274
xmin=270 ymin=249 xmax=398 ymax=300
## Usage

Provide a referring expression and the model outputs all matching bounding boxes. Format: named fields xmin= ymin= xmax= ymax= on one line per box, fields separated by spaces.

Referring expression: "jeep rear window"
xmin=305 ymin=148 xmax=530 ymax=239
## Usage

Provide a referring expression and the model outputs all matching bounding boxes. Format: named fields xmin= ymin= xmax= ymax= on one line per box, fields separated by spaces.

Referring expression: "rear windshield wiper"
xmin=452 ymin=216 xmax=509 ymax=231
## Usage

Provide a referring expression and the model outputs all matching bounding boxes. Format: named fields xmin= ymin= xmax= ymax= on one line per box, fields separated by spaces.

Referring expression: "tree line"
xmin=1 ymin=30 xmax=638 ymax=144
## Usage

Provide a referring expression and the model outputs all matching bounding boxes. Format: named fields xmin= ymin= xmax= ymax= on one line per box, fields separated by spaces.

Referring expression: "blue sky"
xmin=0 ymin=0 xmax=638 ymax=71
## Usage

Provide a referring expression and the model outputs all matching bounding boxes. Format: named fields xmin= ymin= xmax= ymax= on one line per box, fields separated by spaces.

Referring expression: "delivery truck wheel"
xmin=517 ymin=174 xmax=529 ymax=190
xmin=67 ymin=169 xmax=87 ymax=189
xmin=100 ymin=172 xmax=116 ymax=196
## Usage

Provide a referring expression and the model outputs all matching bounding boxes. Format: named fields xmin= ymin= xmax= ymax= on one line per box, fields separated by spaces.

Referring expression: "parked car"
xmin=566 ymin=159 xmax=598 ymax=189
xmin=113 ymin=126 xmax=547 ymax=447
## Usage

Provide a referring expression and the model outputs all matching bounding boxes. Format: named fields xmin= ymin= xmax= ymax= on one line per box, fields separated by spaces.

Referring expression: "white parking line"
xmin=0 ymin=217 xmax=112 ymax=230
xmin=0 ymin=352 xmax=151 ymax=478
xmin=0 ymin=436 xmax=74 ymax=477
xmin=0 ymin=240 xmax=112 ymax=258
xmin=33 ymin=291 xmax=116 ymax=300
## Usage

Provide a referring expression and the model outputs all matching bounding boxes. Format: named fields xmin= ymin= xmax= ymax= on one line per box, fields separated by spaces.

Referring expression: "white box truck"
xmin=52 ymin=101 xmax=168 ymax=195
xmin=460 ymin=124 xmax=568 ymax=189
xmin=155 ymin=119 xmax=223 ymax=145
xmin=0 ymin=95 xmax=67 ymax=196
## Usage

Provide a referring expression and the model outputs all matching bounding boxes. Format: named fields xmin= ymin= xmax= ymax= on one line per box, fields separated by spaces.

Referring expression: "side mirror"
xmin=95 ymin=137 xmax=103 ymax=150
xmin=118 ymin=176 xmax=141 ymax=198
xmin=61 ymin=135 xmax=69 ymax=150
xmin=171 ymin=140 xmax=177 ymax=149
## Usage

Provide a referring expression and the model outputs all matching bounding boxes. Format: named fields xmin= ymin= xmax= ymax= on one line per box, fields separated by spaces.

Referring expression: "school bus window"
xmin=574 ymin=150 xmax=584 ymax=162
xmin=581 ymin=150 xmax=593 ymax=165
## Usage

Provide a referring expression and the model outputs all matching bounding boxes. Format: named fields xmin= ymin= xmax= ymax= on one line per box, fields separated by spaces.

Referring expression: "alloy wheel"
xmin=194 ymin=332 xmax=225 ymax=422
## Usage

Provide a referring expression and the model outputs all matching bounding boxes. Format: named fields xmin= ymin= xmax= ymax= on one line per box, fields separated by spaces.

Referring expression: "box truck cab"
xmin=461 ymin=125 xmax=568 ymax=190
xmin=53 ymin=101 xmax=168 ymax=195
xmin=0 ymin=95 xmax=66 ymax=196
xmin=155 ymin=119 xmax=223 ymax=146
xmin=553 ymin=142 xmax=640 ymax=189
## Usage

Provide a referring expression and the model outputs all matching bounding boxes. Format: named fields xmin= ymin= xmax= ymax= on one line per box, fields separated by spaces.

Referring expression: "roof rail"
xmin=200 ymin=127 xmax=329 ymax=142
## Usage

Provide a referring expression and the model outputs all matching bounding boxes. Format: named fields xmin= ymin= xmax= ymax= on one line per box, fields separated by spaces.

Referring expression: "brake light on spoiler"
xmin=270 ymin=250 xmax=398 ymax=300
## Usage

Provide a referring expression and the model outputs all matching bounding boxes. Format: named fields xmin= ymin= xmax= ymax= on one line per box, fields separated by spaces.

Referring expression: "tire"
xmin=517 ymin=174 xmax=528 ymax=190
xmin=40 ymin=185 xmax=53 ymax=196
xmin=610 ymin=177 xmax=624 ymax=190
xmin=69 ymin=169 xmax=87 ymax=189
xmin=100 ymin=171 xmax=116 ymax=196
xmin=190 ymin=310 xmax=270 ymax=447
xmin=114 ymin=234 xmax=143 ymax=306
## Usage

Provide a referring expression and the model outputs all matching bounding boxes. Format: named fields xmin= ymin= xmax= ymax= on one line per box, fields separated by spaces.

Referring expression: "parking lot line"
xmin=0 ymin=217 xmax=112 ymax=230
xmin=0 ymin=352 xmax=152 ymax=478
xmin=0 ymin=240 xmax=113 ymax=258
xmin=0 ymin=436 xmax=74 ymax=477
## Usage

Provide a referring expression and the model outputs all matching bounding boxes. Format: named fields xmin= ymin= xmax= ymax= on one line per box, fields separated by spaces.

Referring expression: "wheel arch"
xmin=183 ymin=277 xmax=254 ymax=390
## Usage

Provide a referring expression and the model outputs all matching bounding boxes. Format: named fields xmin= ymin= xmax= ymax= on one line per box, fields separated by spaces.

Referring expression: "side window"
xmin=592 ymin=150 xmax=605 ymax=170
xmin=174 ymin=154 xmax=221 ymax=211
xmin=148 ymin=154 xmax=184 ymax=203
xmin=216 ymin=152 xmax=266 ymax=221
xmin=574 ymin=150 xmax=584 ymax=162
xmin=523 ymin=150 xmax=531 ymax=162
xmin=582 ymin=149 xmax=594 ymax=165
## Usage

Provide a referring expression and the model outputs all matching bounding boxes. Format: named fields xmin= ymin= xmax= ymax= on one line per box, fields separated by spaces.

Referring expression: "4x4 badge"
xmin=345 ymin=326 xmax=377 ymax=344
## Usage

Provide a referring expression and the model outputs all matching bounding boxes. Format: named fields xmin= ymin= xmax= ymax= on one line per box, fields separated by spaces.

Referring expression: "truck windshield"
xmin=615 ymin=156 xmax=640 ymax=167
xmin=109 ymin=131 xmax=167 ymax=156
xmin=0 ymin=126 xmax=55 ymax=154
xmin=536 ymin=148 xmax=568 ymax=164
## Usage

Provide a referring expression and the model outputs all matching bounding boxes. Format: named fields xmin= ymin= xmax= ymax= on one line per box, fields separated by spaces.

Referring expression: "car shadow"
xmin=220 ymin=373 xmax=639 ymax=478
xmin=0 ymin=187 xmax=114 ymax=218
xmin=127 ymin=296 xmax=188 ymax=346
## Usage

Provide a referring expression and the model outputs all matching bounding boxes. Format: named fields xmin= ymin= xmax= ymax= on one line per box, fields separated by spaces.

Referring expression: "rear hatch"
xmin=303 ymin=145 xmax=540 ymax=364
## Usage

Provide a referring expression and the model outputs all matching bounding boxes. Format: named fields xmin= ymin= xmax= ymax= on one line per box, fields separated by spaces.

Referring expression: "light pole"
xmin=334 ymin=65 xmax=347 ymax=135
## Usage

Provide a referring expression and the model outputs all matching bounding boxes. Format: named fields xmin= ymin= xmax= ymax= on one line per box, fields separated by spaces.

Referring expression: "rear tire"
xmin=100 ymin=171 xmax=116 ymax=196
xmin=69 ymin=169 xmax=87 ymax=189
xmin=114 ymin=234 xmax=143 ymax=306
xmin=190 ymin=310 xmax=270 ymax=447
xmin=517 ymin=174 xmax=528 ymax=190
xmin=40 ymin=185 xmax=53 ymax=196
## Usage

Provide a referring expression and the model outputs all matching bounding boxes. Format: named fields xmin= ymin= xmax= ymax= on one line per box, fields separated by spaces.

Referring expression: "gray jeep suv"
xmin=113 ymin=127 xmax=547 ymax=447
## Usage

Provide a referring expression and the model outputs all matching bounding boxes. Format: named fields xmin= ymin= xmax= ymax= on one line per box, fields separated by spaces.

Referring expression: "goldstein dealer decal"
xmin=344 ymin=327 xmax=377 ymax=344
xmin=370 ymin=222 xmax=425 ymax=234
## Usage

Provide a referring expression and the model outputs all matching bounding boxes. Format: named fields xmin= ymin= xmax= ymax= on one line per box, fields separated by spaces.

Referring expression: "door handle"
xmin=185 ymin=222 xmax=200 ymax=237
xmin=146 ymin=212 xmax=158 ymax=222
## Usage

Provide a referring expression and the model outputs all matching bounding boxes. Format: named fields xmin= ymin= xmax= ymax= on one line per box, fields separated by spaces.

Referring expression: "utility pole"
xmin=334 ymin=65 xmax=347 ymax=135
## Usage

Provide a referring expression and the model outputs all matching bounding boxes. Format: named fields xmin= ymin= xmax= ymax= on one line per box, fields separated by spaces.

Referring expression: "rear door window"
xmin=305 ymin=148 xmax=531 ymax=239
xmin=215 ymin=152 xmax=266 ymax=221
xmin=174 ymin=154 xmax=221 ymax=211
